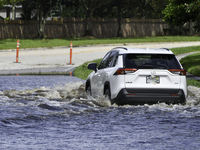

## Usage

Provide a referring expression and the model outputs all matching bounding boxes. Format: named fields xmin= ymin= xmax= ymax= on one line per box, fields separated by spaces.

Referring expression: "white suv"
xmin=86 ymin=47 xmax=187 ymax=105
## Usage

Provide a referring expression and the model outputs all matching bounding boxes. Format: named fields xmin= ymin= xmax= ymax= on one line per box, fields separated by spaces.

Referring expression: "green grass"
xmin=187 ymin=79 xmax=200 ymax=88
xmin=171 ymin=46 xmax=200 ymax=55
xmin=73 ymin=59 xmax=102 ymax=80
xmin=1 ymin=36 xmax=200 ymax=50
xmin=180 ymin=53 xmax=200 ymax=76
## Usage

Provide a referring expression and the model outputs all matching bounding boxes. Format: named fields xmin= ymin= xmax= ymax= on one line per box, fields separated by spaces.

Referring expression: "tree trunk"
xmin=83 ymin=0 xmax=93 ymax=36
xmin=84 ymin=10 xmax=93 ymax=36
xmin=117 ymin=1 xmax=123 ymax=37
xmin=12 ymin=5 xmax=15 ymax=20
xmin=37 ymin=7 xmax=45 ymax=39
xmin=36 ymin=0 xmax=58 ymax=39
xmin=6 ymin=7 xmax=10 ymax=19
xmin=75 ymin=0 xmax=79 ymax=18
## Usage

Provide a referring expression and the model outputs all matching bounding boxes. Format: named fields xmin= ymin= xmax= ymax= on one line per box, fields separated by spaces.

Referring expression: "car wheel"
xmin=86 ymin=85 xmax=91 ymax=96
xmin=180 ymin=96 xmax=186 ymax=105
xmin=105 ymin=88 xmax=114 ymax=104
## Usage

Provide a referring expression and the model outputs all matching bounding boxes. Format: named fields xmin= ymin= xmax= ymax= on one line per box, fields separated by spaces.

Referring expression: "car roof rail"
xmin=112 ymin=47 xmax=128 ymax=50
xmin=161 ymin=48 xmax=170 ymax=51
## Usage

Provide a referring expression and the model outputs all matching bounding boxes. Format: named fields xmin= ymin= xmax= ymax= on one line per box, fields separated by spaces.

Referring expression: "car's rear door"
xmin=124 ymin=54 xmax=182 ymax=90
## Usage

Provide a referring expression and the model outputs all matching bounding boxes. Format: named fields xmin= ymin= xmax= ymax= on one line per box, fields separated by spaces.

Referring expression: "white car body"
xmin=86 ymin=47 xmax=187 ymax=105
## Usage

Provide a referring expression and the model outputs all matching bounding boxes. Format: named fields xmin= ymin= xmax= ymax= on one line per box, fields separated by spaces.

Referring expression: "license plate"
xmin=146 ymin=76 xmax=160 ymax=84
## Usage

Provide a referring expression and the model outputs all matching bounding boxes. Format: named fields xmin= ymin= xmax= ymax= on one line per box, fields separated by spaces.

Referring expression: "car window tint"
xmin=112 ymin=53 xmax=118 ymax=67
xmin=98 ymin=52 xmax=111 ymax=69
xmin=125 ymin=54 xmax=180 ymax=69
xmin=107 ymin=51 xmax=118 ymax=67
xmin=98 ymin=51 xmax=118 ymax=69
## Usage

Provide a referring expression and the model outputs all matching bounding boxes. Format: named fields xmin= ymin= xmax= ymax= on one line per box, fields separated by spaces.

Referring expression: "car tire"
xmin=180 ymin=96 xmax=186 ymax=105
xmin=86 ymin=85 xmax=91 ymax=96
xmin=105 ymin=88 xmax=114 ymax=104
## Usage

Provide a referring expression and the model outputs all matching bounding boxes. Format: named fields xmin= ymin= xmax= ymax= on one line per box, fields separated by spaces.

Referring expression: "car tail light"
xmin=168 ymin=69 xmax=186 ymax=76
xmin=114 ymin=68 xmax=138 ymax=75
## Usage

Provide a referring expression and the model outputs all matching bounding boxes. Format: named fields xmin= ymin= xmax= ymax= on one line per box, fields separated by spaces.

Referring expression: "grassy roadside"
xmin=73 ymin=59 xmax=102 ymax=80
xmin=180 ymin=53 xmax=200 ymax=76
xmin=187 ymin=79 xmax=200 ymax=88
xmin=171 ymin=46 xmax=200 ymax=55
xmin=1 ymin=36 xmax=200 ymax=50
xmin=171 ymin=48 xmax=200 ymax=87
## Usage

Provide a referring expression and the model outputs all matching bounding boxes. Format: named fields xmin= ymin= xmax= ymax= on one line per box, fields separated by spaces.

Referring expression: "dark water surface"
xmin=0 ymin=76 xmax=200 ymax=150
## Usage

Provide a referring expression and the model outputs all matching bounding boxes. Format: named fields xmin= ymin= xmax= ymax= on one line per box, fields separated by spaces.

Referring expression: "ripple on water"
xmin=0 ymin=76 xmax=200 ymax=149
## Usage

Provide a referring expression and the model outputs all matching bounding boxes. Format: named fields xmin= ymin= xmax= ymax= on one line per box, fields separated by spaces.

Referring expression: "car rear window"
xmin=125 ymin=54 xmax=181 ymax=69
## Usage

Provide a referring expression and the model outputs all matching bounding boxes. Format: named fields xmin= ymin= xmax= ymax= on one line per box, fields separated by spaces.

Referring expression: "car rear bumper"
xmin=112 ymin=88 xmax=186 ymax=105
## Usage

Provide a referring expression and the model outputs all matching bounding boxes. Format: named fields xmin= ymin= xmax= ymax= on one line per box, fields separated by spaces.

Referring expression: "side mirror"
xmin=87 ymin=63 xmax=97 ymax=72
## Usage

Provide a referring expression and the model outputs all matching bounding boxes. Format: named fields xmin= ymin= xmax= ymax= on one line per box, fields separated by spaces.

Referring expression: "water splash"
xmin=1 ymin=82 xmax=200 ymax=114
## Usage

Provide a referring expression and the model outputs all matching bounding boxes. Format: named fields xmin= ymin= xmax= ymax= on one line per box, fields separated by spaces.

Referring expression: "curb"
xmin=0 ymin=66 xmax=76 ymax=76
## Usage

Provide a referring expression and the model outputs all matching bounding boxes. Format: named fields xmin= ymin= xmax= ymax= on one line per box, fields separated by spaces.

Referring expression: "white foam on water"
xmin=1 ymin=83 xmax=200 ymax=112
xmin=95 ymin=96 xmax=112 ymax=107
xmin=187 ymin=86 xmax=200 ymax=106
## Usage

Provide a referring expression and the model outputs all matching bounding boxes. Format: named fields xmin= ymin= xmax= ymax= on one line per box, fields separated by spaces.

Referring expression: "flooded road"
xmin=0 ymin=76 xmax=200 ymax=149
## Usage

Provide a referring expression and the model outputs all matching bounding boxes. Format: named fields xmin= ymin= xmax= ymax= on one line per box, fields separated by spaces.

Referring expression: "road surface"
xmin=0 ymin=41 xmax=200 ymax=75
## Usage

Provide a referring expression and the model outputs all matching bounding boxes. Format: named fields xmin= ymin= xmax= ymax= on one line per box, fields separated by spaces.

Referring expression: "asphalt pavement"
xmin=1 ymin=41 xmax=200 ymax=75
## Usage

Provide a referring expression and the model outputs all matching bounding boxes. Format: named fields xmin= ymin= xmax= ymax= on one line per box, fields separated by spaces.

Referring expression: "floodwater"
xmin=0 ymin=76 xmax=200 ymax=150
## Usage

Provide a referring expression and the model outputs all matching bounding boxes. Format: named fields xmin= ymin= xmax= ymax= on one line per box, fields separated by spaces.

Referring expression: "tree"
xmin=61 ymin=0 xmax=84 ymax=18
xmin=36 ymin=0 xmax=62 ymax=38
xmin=150 ymin=0 xmax=168 ymax=19
xmin=0 ymin=0 xmax=24 ymax=20
xmin=92 ymin=0 xmax=167 ymax=37
xmin=111 ymin=0 xmax=140 ymax=37
xmin=163 ymin=0 xmax=200 ymax=32
xmin=20 ymin=0 xmax=62 ymax=38
xmin=81 ymin=0 xmax=108 ymax=36
xmin=58 ymin=0 xmax=167 ymax=37
xmin=21 ymin=0 xmax=36 ymax=20
xmin=22 ymin=0 xmax=61 ymax=38
xmin=86 ymin=0 xmax=132 ymax=37
xmin=0 ymin=0 xmax=4 ymax=8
